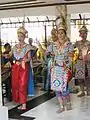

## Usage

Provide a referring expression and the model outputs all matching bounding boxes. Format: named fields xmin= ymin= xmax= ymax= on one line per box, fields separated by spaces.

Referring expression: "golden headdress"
xmin=51 ymin=22 xmax=57 ymax=35
xmin=51 ymin=22 xmax=58 ymax=42
xmin=79 ymin=25 xmax=88 ymax=33
xmin=17 ymin=16 xmax=28 ymax=37
xmin=79 ymin=18 xmax=88 ymax=33
xmin=55 ymin=16 xmax=67 ymax=32
xmin=17 ymin=26 xmax=28 ymax=36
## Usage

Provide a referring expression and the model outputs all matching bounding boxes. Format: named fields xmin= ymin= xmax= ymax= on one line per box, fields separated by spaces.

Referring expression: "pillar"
xmin=0 ymin=24 xmax=8 ymax=120
xmin=0 ymin=24 xmax=2 ymax=106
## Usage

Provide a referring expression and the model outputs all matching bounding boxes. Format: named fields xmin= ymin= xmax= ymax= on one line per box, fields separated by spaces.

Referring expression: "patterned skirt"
xmin=51 ymin=65 xmax=69 ymax=96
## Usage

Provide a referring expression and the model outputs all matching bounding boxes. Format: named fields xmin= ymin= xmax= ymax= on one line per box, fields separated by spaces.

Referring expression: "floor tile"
xmin=5 ymin=87 xmax=46 ymax=110
xmin=22 ymin=94 xmax=90 ymax=120
xmin=8 ymin=92 xmax=54 ymax=119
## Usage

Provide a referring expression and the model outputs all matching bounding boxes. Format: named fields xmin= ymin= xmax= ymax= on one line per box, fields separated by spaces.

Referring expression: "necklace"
xmin=16 ymin=43 xmax=26 ymax=54
xmin=56 ymin=41 xmax=68 ymax=55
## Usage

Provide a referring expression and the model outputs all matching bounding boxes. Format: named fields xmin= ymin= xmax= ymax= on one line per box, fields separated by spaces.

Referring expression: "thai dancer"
xmin=11 ymin=26 xmax=31 ymax=110
xmin=46 ymin=20 xmax=74 ymax=113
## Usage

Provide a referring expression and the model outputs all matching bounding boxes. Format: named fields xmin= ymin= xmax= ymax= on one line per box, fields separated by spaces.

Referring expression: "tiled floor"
xmin=7 ymin=85 xmax=90 ymax=120
xmin=5 ymin=87 xmax=46 ymax=110
xmin=8 ymin=92 xmax=54 ymax=120
xmin=22 ymin=94 xmax=90 ymax=120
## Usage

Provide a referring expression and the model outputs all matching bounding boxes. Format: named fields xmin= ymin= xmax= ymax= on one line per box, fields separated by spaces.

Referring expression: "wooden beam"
xmin=0 ymin=0 xmax=37 ymax=5
xmin=0 ymin=1 xmax=90 ymax=10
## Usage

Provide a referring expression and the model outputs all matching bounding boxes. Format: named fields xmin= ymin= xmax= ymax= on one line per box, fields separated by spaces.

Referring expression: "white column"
xmin=0 ymin=58 xmax=2 ymax=106
xmin=0 ymin=25 xmax=8 ymax=120
xmin=0 ymin=25 xmax=2 ymax=106
xmin=0 ymin=105 xmax=8 ymax=120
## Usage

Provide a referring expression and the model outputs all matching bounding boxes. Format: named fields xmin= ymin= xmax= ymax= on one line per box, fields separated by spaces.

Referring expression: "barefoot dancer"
xmin=46 ymin=22 xmax=73 ymax=113
xmin=11 ymin=26 xmax=31 ymax=110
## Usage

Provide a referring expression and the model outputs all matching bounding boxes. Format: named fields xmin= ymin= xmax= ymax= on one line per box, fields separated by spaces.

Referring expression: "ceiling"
xmin=0 ymin=0 xmax=90 ymax=10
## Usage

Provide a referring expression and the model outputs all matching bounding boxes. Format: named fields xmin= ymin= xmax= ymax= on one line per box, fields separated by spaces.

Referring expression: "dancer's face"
xmin=58 ymin=29 xmax=66 ymax=43
xmin=79 ymin=31 xmax=87 ymax=41
xmin=18 ymin=33 xmax=25 ymax=42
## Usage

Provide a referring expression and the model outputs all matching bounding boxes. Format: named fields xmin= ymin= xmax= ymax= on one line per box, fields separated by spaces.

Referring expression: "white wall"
xmin=0 ymin=6 xmax=56 ymax=18
xmin=67 ymin=4 xmax=90 ymax=14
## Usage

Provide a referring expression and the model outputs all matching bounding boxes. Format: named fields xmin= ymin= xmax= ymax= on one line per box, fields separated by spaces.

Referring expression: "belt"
xmin=55 ymin=63 xmax=63 ymax=67
xmin=13 ymin=58 xmax=23 ymax=63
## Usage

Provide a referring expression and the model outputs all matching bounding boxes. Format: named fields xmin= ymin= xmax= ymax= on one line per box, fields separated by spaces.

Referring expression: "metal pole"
xmin=0 ymin=20 xmax=55 ymax=25
xmin=44 ymin=25 xmax=47 ymax=48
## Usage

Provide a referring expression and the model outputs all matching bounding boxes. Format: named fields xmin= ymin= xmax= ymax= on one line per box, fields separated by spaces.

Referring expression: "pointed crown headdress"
xmin=55 ymin=16 xmax=67 ymax=32
xmin=51 ymin=22 xmax=57 ymax=35
xmin=79 ymin=16 xmax=88 ymax=33
xmin=17 ymin=16 xmax=28 ymax=37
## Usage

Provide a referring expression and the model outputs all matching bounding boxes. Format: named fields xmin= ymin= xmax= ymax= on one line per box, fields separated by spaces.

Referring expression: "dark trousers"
xmin=5 ymin=76 xmax=12 ymax=101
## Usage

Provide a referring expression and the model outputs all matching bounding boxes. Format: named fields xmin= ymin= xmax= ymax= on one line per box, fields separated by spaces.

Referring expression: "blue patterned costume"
xmin=47 ymin=41 xmax=73 ymax=97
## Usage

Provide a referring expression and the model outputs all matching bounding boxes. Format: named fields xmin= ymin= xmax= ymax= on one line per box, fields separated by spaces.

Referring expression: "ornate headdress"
xmin=17 ymin=26 xmax=28 ymax=36
xmin=55 ymin=16 xmax=67 ymax=32
xmin=79 ymin=17 xmax=88 ymax=33
xmin=51 ymin=22 xmax=57 ymax=35
xmin=55 ymin=5 xmax=67 ymax=32
xmin=17 ymin=15 xmax=28 ymax=37
xmin=79 ymin=25 xmax=88 ymax=33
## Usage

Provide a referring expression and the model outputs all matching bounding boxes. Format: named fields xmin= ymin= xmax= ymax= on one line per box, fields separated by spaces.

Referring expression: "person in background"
xmin=2 ymin=43 xmax=13 ymax=66
xmin=28 ymin=38 xmax=38 ymax=59
xmin=1 ymin=43 xmax=12 ymax=101
xmin=11 ymin=26 xmax=32 ymax=110
xmin=37 ymin=46 xmax=45 ymax=60
xmin=35 ymin=40 xmax=46 ymax=90
xmin=45 ymin=27 xmax=58 ymax=92
xmin=75 ymin=23 xmax=90 ymax=97
xmin=35 ymin=27 xmax=57 ymax=92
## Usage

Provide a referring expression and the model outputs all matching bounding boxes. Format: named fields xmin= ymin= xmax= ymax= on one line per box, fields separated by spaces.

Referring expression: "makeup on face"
xmin=79 ymin=31 xmax=87 ymax=40
xmin=18 ymin=33 xmax=25 ymax=42
xmin=58 ymin=29 xmax=66 ymax=43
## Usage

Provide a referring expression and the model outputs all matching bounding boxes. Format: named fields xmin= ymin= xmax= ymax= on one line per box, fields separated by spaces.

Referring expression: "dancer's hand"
xmin=4 ymin=54 xmax=10 ymax=58
xmin=36 ymin=39 xmax=41 ymax=47
xmin=21 ymin=60 xmax=25 ymax=69
xmin=67 ymin=52 xmax=74 ymax=57
xmin=51 ymin=52 xmax=55 ymax=56
xmin=63 ymin=64 xmax=68 ymax=71
xmin=16 ymin=61 xmax=21 ymax=65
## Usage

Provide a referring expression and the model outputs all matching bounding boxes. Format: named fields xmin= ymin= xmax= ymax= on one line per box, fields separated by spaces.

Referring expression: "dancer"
xmin=11 ymin=26 xmax=31 ymax=110
xmin=45 ymin=26 xmax=57 ymax=92
xmin=75 ymin=22 xmax=90 ymax=97
xmin=46 ymin=21 xmax=73 ymax=113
